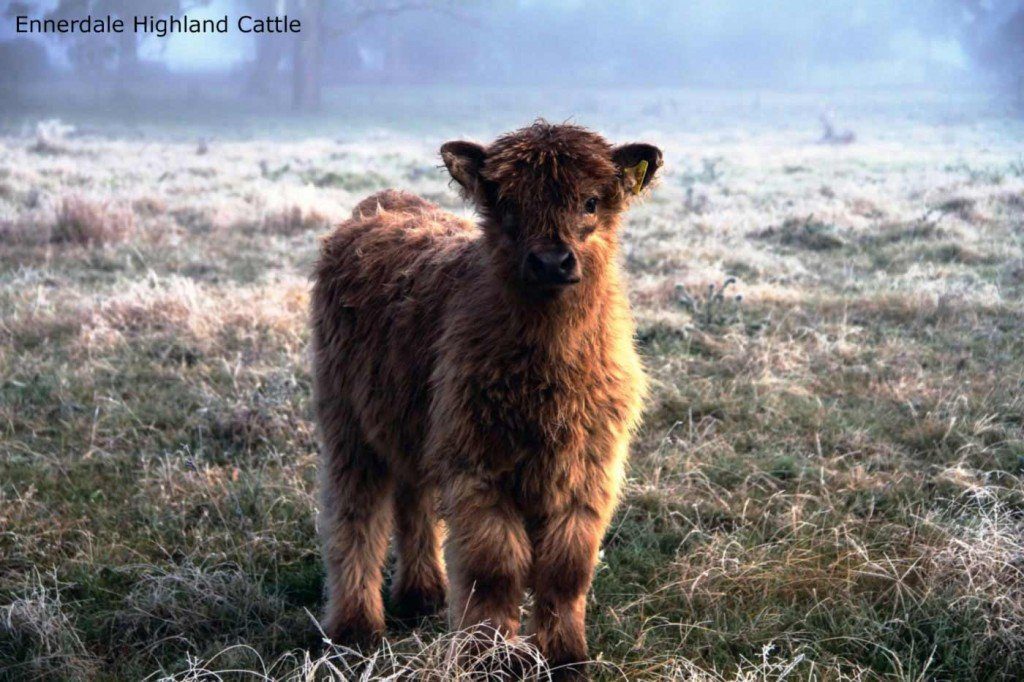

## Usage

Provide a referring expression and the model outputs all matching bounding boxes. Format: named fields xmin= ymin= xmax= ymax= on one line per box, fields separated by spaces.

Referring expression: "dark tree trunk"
xmin=249 ymin=39 xmax=286 ymax=96
xmin=247 ymin=0 xmax=287 ymax=96
xmin=292 ymin=0 xmax=324 ymax=111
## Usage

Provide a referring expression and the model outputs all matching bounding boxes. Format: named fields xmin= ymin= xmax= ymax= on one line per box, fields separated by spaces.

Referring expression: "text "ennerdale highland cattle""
xmin=15 ymin=14 xmax=301 ymax=36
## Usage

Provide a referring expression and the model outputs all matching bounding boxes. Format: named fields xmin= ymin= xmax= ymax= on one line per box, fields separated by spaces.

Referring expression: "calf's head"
xmin=441 ymin=122 xmax=662 ymax=296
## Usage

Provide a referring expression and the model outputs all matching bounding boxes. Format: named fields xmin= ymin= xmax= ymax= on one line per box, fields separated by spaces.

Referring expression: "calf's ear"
xmin=440 ymin=141 xmax=487 ymax=198
xmin=612 ymin=143 xmax=663 ymax=195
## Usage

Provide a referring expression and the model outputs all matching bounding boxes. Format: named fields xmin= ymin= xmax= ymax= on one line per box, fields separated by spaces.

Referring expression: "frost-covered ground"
xmin=2 ymin=88 xmax=1023 ymax=680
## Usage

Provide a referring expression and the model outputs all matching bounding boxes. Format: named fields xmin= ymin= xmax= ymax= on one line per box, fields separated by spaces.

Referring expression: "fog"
xmin=1 ymin=0 xmax=1022 ymax=135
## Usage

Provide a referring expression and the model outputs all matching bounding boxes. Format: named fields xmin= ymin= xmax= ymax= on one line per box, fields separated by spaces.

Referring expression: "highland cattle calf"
xmin=311 ymin=122 xmax=661 ymax=677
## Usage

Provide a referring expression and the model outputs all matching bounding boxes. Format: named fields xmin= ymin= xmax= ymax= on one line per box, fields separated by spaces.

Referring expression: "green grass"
xmin=2 ymin=95 xmax=1024 ymax=679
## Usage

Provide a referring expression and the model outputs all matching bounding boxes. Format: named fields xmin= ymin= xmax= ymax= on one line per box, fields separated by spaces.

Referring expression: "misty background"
xmin=0 ymin=0 xmax=1022 ymax=137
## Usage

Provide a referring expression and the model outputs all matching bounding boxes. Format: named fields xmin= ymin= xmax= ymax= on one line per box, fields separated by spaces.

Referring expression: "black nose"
xmin=524 ymin=247 xmax=580 ymax=286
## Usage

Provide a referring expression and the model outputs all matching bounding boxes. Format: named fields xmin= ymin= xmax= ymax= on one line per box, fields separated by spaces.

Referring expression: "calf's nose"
xmin=524 ymin=247 xmax=580 ymax=286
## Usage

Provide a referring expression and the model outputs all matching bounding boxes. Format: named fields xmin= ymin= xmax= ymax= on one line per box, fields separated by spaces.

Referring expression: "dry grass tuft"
xmin=29 ymin=119 xmax=75 ymax=155
xmin=75 ymin=275 xmax=309 ymax=354
xmin=132 ymin=196 xmax=168 ymax=217
xmin=160 ymin=626 xmax=556 ymax=681
xmin=51 ymin=196 xmax=136 ymax=246
xmin=114 ymin=563 xmax=308 ymax=649
xmin=259 ymin=205 xmax=332 ymax=236
xmin=751 ymin=216 xmax=845 ymax=251
xmin=929 ymin=492 xmax=1024 ymax=667
xmin=0 ymin=575 xmax=98 ymax=681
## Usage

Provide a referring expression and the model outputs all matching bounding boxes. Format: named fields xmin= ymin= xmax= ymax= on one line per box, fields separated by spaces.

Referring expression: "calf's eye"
xmin=584 ymin=197 xmax=599 ymax=214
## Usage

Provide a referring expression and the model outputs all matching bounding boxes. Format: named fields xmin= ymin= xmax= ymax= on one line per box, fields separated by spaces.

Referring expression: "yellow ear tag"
xmin=627 ymin=159 xmax=649 ymax=195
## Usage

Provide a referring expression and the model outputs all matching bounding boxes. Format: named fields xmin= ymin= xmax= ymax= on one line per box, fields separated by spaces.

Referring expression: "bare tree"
xmin=245 ymin=0 xmax=291 ymax=96
xmin=288 ymin=0 xmax=470 ymax=111
xmin=291 ymin=0 xmax=324 ymax=110
xmin=949 ymin=0 xmax=1024 ymax=108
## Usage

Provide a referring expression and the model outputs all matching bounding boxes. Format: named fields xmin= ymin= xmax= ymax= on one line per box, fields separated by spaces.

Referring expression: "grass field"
xmin=2 ymin=88 xmax=1023 ymax=680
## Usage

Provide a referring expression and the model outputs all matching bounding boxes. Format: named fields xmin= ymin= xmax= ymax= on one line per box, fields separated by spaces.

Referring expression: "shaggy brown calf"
xmin=311 ymin=122 xmax=661 ymax=676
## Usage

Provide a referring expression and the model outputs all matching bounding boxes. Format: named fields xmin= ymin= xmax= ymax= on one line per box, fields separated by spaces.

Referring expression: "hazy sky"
xmin=0 ymin=0 xmax=1014 ymax=89
xmin=143 ymin=1 xmax=248 ymax=72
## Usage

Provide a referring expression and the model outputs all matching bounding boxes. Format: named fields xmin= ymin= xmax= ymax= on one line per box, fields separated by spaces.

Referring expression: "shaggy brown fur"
xmin=311 ymin=122 xmax=661 ymax=677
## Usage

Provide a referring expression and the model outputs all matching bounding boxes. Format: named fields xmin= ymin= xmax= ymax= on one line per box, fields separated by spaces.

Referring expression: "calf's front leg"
xmin=529 ymin=501 xmax=607 ymax=679
xmin=444 ymin=475 xmax=532 ymax=639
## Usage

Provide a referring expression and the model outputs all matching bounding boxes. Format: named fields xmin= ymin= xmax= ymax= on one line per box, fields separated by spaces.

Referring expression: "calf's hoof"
xmin=391 ymin=578 xmax=447 ymax=620
xmin=322 ymin=613 xmax=383 ymax=652
xmin=549 ymin=660 xmax=590 ymax=681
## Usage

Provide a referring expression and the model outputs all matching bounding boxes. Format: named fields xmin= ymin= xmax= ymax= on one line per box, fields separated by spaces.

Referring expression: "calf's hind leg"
xmin=391 ymin=478 xmax=447 ymax=619
xmin=319 ymin=408 xmax=393 ymax=648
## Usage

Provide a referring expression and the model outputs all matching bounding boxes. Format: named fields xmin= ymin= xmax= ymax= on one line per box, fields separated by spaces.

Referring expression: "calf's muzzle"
xmin=523 ymin=246 xmax=581 ymax=287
